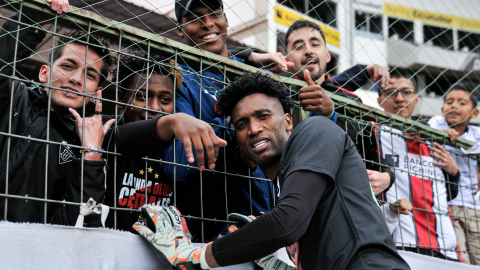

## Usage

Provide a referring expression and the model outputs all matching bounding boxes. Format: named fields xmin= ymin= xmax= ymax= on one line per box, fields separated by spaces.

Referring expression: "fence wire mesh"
xmin=1 ymin=0 xmax=480 ymax=265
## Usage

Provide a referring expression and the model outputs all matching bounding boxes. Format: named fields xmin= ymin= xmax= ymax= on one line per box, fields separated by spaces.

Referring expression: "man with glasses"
xmin=376 ymin=69 xmax=462 ymax=261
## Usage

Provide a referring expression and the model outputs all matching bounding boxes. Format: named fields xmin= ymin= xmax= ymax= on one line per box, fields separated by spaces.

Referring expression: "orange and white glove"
xmin=133 ymin=205 xmax=209 ymax=270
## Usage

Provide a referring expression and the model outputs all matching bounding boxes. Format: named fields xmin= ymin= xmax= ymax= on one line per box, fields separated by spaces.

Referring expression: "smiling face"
xmin=122 ymin=74 xmax=174 ymax=122
xmin=377 ymin=77 xmax=418 ymax=119
xmin=231 ymin=93 xmax=292 ymax=169
xmin=442 ymin=89 xmax=479 ymax=126
xmin=38 ymin=43 xmax=104 ymax=118
xmin=177 ymin=3 xmax=228 ymax=57
xmin=285 ymin=27 xmax=331 ymax=81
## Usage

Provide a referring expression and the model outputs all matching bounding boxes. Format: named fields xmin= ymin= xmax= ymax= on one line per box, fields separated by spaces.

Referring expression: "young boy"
xmin=428 ymin=83 xmax=480 ymax=264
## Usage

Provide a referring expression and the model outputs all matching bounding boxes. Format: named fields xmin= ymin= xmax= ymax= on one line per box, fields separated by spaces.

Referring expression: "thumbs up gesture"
xmin=299 ymin=69 xmax=334 ymax=117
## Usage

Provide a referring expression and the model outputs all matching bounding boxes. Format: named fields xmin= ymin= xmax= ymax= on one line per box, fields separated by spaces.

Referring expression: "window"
xmin=308 ymin=0 xmax=337 ymax=28
xmin=458 ymin=30 xmax=480 ymax=54
xmin=279 ymin=0 xmax=304 ymax=13
xmin=279 ymin=0 xmax=337 ymax=28
xmin=388 ymin=18 xmax=414 ymax=43
xmin=423 ymin=73 xmax=479 ymax=97
xmin=355 ymin=11 xmax=383 ymax=39
xmin=423 ymin=25 xmax=453 ymax=50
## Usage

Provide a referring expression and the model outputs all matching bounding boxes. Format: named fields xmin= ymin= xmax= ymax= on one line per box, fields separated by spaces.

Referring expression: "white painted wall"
xmin=352 ymin=36 xmax=388 ymax=67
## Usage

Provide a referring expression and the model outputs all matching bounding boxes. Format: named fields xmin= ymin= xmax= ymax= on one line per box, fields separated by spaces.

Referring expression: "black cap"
xmin=175 ymin=0 xmax=223 ymax=22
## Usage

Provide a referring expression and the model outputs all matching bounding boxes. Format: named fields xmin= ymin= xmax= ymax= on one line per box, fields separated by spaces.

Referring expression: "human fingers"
xmin=446 ymin=129 xmax=459 ymax=142
xmin=103 ymin=119 xmax=116 ymax=135
xmin=299 ymin=89 xmax=324 ymax=100
xmin=430 ymin=151 xmax=445 ymax=161
xmin=299 ymin=98 xmax=320 ymax=108
xmin=218 ymin=138 xmax=227 ymax=147
xmin=191 ymin=134 xmax=206 ymax=171
xmin=94 ymin=90 xmax=103 ymax=119
xmin=299 ymin=85 xmax=317 ymax=93
xmin=399 ymin=208 xmax=410 ymax=215
xmin=49 ymin=0 xmax=58 ymax=12
xmin=403 ymin=200 xmax=413 ymax=211
xmin=372 ymin=65 xmax=380 ymax=82
xmin=380 ymin=67 xmax=388 ymax=88
xmin=56 ymin=0 xmax=65 ymax=14
xmin=207 ymin=129 xmax=220 ymax=170
xmin=304 ymin=69 xmax=315 ymax=86
xmin=272 ymin=53 xmax=288 ymax=71
xmin=432 ymin=160 xmax=447 ymax=168
xmin=68 ymin=108 xmax=82 ymax=123
xmin=366 ymin=169 xmax=374 ymax=175
xmin=429 ymin=146 xmax=445 ymax=157
xmin=286 ymin=61 xmax=294 ymax=69
xmin=63 ymin=0 xmax=69 ymax=13
xmin=181 ymin=136 xmax=195 ymax=164
xmin=384 ymin=69 xmax=391 ymax=88
xmin=432 ymin=142 xmax=446 ymax=152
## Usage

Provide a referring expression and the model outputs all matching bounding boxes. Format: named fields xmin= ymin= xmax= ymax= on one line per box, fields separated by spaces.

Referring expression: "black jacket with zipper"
xmin=0 ymin=13 xmax=106 ymax=226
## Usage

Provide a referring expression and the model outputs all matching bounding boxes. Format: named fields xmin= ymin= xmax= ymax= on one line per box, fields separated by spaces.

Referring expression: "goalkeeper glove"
xmin=133 ymin=205 xmax=208 ymax=270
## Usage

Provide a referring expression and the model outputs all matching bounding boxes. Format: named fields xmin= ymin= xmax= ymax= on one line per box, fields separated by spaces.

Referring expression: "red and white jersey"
xmin=428 ymin=115 xmax=480 ymax=210
xmin=377 ymin=124 xmax=459 ymax=259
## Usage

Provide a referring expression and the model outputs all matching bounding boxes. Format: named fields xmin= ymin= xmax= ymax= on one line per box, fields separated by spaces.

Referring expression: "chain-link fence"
xmin=1 ymin=0 xmax=480 ymax=266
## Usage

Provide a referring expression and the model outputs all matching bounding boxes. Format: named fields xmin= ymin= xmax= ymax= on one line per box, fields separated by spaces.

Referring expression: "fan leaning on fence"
xmin=375 ymin=70 xmax=462 ymax=261
xmin=101 ymin=51 xmax=229 ymax=234
xmin=133 ymin=72 xmax=411 ymax=270
xmin=282 ymin=20 xmax=398 ymax=196
xmin=0 ymin=0 xmax=228 ymax=228
xmin=0 ymin=1 xmax=114 ymax=226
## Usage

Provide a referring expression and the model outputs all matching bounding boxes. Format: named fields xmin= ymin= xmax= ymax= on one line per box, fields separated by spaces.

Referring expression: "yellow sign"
xmin=274 ymin=5 xmax=340 ymax=47
xmin=383 ymin=3 xmax=480 ymax=32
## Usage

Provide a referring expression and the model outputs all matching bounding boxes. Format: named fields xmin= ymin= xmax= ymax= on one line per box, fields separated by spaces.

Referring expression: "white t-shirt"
xmin=428 ymin=115 xmax=480 ymax=210
xmin=377 ymin=124 xmax=458 ymax=259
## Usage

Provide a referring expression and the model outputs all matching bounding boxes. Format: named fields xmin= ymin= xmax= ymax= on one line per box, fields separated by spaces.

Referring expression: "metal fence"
xmin=1 ymin=0 xmax=480 ymax=265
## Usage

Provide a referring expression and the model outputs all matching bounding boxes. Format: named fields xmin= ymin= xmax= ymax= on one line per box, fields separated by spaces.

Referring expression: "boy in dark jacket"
xmin=0 ymin=1 xmax=115 ymax=226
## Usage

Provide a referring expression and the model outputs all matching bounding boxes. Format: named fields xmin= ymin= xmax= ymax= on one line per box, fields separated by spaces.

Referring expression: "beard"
xmin=297 ymin=62 xmax=326 ymax=82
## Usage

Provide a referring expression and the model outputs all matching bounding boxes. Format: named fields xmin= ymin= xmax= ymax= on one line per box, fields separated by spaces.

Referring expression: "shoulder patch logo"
xmin=59 ymin=141 xmax=74 ymax=164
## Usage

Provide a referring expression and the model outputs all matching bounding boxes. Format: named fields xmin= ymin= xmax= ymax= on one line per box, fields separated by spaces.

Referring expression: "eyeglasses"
xmin=381 ymin=88 xmax=416 ymax=99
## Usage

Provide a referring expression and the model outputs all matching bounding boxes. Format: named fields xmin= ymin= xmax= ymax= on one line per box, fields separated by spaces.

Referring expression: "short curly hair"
xmin=112 ymin=51 xmax=183 ymax=94
xmin=216 ymin=72 xmax=294 ymax=117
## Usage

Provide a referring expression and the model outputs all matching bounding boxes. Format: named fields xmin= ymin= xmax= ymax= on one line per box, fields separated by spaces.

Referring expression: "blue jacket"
xmin=158 ymin=56 xmax=273 ymax=241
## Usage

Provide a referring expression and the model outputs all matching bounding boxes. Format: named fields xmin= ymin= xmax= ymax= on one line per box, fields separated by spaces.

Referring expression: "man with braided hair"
xmin=134 ymin=72 xmax=410 ymax=270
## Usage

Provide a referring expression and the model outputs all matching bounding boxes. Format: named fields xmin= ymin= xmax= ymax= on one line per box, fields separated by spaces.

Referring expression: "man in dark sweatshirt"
xmin=284 ymin=19 xmax=396 ymax=195
xmin=0 ymin=1 xmax=114 ymax=225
